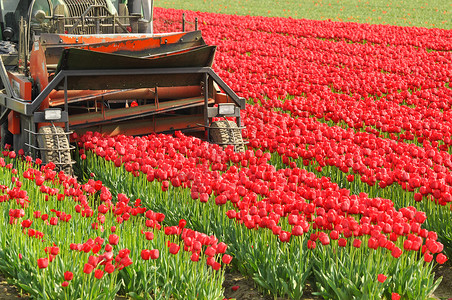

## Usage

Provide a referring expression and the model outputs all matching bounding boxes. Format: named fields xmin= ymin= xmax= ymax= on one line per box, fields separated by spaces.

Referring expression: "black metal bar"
xmin=212 ymin=141 xmax=249 ymax=146
xmin=182 ymin=13 xmax=185 ymax=32
xmin=195 ymin=18 xmax=198 ymax=31
xmin=62 ymin=67 xmax=211 ymax=77
xmin=0 ymin=57 xmax=14 ymax=97
xmin=0 ymin=108 xmax=10 ymax=125
xmin=64 ymin=76 xmax=69 ymax=131
xmin=27 ymin=71 xmax=66 ymax=115
xmin=0 ymin=94 xmax=28 ymax=114
xmin=205 ymin=69 xmax=245 ymax=109
xmin=24 ymin=129 xmax=73 ymax=135
xmin=197 ymin=123 xmax=246 ymax=129
xmin=204 ymin=73 xmax=209 ymax=141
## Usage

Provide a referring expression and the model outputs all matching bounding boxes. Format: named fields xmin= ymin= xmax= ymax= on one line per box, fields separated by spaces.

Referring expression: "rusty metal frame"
xmin=0 ymin=65 xmax=244 ymax=118
xmin=0 ymin=64 xmax=245 ymax=151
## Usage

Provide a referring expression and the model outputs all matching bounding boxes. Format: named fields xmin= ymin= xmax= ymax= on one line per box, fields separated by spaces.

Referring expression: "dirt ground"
xmin=222 ymin=269 xmax=320 ymax=300
xmin=0 ymin=263 xmax=450 ymax=300
xmin=221 ymin=263 xmax=452 ymax=300
xmin=0 ymin=274 xmax=29 ymax=300
xmin=432 ymin=259 xmax=452 ymax=300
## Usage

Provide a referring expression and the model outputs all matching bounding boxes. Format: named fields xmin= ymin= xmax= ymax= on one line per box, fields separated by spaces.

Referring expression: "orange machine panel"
xmin=8 ymin=72 xmax=32 ymax=101
xmin=7 ymin=72 xmax=32 ymax=134
xmin=8 ymin=111 xmax=20 ymax=135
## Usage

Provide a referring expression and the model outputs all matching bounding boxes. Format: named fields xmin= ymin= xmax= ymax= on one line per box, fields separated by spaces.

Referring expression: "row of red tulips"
xmin=241 ymin=104 xmax=452 ymax=254
xmin=243 ymin=105 xmax=452 ymax=205
xmin=154 ymin=8 xmax=452 ymax=50
xmin=269 ymin=90 xmax=452 ymax=149
xmin=152 ymin=8 xmax=452 ymax=153
xmin=0 ymin=153 xmax=230 ymax=299
xmin=79 ymin=130 xmax=447 ymax=298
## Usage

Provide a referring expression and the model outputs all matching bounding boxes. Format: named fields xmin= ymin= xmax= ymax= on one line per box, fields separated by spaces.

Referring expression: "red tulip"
xmin=169 ymin=243 xmax=180 ymax=255
xmin=424 ymin=252 xmax=433 ymax=263
xmin=83 ymin=263 xmax=94 ymax=274
xmin=88 ymin=255 xmax=99 ymax=267
xmin=144 ymin=231 xmax=154 ymax=240
xmin=217 ymin=242 xmax=227 ymax=254
xmin=94 ymin=269 xmax=104 ymax=279
xmin=49 ymin=217 xmax=58 ymax=226
xmin=291 ymin=225 xmax=303 ymax=236
xmin=377 ymin=274 xmax=387 ymax=283
xmin=352 ymin=239 xmax=362 ymax=248
xmin=141 ymin=249 xmax=151 ymax=260
xmin=37 ymin=258 xmax=49 ymax=269
xmin=178 ymin=219 xmax=187 ymax=228
xmin=50 ymin=246 xmax=59 ymax=256
xmin=205 ymin=246 xmax=216 ymax=257
xmin=105 ymin=263 xmax=115 ymax=274
xmin=190 ymin=252 xmax=200 ymax=262
xmin=391 ymin=293 xmax=401 ymax=300
xmin=64 ymin=271 xmax=73 ymax=281
xmin=150 ymin=249 xmax=159 ymax=260
xmin=391 ymin=246 xmax=402 ymax=258
xmin=307 ymin=240 xmax=316 ymax=249
xmin=319 ymin=233 xmax=330 ymax=245
xmin=222 ymin=254 xmax=232 ymax=264
xmin=119 ymin=256 xmax=133 ymax=268
xmin=21 ymin=219 xmax=32 ymax=228
xmin=436 ymin=253 xmax=448 ymax=264
xmin=109 ymin=234 xmax=119 ymax=245
xmin=105 ymin=244 xmax=113 ymax=252
xmin=338 ymin=238 xmax=347 ymax=247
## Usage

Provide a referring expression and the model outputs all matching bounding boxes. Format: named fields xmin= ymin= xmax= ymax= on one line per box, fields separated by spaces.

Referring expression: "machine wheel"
xmin=209 ymin=120 xmax=245 ymax=152
xmin=37 ymin=126 xmax=73 ymax=175
xmin=1 ymin=122 xmax=13 ymax=150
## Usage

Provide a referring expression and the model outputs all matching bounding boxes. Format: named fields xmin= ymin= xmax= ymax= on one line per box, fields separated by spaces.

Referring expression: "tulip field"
xmin=0 ymin=4 xmax=451 ymax=300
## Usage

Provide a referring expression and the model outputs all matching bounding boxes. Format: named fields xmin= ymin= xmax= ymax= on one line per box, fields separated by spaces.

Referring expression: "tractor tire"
xmin=209 ymin=120 xmax=245 ymax=152
xmin=37 ymin=126 xmax=73 ymax=175
xmin=1 ymin=122 xmax=13 ymax=150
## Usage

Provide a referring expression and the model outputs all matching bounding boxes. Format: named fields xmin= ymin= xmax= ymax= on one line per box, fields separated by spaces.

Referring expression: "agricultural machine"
xmin=0 ymin=0 xmax=245 ymax=174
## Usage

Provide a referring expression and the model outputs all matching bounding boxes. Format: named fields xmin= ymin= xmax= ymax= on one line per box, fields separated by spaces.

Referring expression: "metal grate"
xmin=64 ymin=0 xmax=110 ymax=34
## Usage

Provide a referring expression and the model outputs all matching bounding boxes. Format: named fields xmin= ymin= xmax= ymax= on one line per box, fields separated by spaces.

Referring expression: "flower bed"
xmin=78 ymin=130 xmax=447 ymax=298
xmin=0 ymin=154 xmax=230 ymax=299
xmin=0 ymin=7 xmax=450 ymax=299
